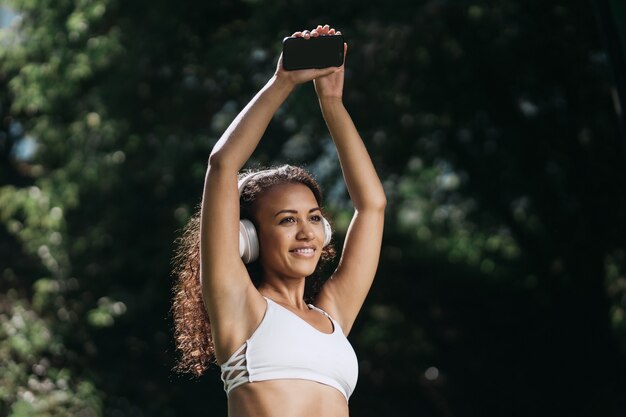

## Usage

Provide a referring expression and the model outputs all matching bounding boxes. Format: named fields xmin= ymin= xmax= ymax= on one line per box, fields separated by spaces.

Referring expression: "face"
xmin=253 ymin=182 xmax=325 ymax=280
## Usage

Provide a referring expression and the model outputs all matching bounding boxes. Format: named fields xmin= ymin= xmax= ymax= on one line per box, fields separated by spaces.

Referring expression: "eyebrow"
xmin=274 ymin=207 xmax=321 ymax=217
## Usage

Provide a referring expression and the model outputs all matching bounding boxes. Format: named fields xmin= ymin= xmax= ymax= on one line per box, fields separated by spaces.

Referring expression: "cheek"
xmin=258 ymin=226 xmax=293 ymax=250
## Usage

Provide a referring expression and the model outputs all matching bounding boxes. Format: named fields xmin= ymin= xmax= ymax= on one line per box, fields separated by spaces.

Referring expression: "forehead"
xmin=255 ymin=182 xmax=318 ymax=214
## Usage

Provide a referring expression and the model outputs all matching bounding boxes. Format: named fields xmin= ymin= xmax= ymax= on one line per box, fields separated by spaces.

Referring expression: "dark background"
xmin=1 ymin=0 xmax=626 ymax=416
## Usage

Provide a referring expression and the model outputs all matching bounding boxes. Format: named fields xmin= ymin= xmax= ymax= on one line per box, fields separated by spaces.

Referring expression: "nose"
xmin=296 ymin=222 xmax=315 ymax=241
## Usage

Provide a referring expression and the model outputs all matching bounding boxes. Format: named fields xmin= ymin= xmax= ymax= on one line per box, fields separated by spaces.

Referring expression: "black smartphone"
xmin=282 ymin=35 xmax=344 ymax=71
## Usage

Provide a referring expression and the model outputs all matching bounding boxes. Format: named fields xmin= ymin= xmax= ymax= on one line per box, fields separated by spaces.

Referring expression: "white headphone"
xmin=238 ymin=169 xmax=332 ymax=264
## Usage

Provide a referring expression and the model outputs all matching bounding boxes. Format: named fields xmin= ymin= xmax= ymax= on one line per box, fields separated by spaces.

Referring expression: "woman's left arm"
xmin=308 ymin=27 xmax=386 ymax=334
xmin=316 ymin=99 xmax=387 ymax=335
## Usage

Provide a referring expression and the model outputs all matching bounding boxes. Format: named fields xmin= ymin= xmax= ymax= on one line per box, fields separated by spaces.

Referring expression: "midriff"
xmin=227 ymin=379 xmax=349 ymax=417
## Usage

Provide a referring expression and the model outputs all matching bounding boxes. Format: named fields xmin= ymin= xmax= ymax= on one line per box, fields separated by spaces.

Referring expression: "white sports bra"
xmin=219 ymin=296 xmax=359 ymax=402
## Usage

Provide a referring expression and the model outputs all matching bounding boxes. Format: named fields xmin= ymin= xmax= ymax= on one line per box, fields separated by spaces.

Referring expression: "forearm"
xmin=319 ymin=98 xmax=386 ymax=209
xmin=209 ymin=75 xmax=294 ymax=170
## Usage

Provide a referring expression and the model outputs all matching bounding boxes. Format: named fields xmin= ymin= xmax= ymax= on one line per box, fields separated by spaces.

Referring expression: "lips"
xmin=289 ymin=246 xmax=316 ymax=255
xmin=291 ymin=248 xmax=315 ymax=254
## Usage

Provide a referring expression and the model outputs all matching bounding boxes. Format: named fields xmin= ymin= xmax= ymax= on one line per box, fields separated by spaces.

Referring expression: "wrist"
xmin=270 ymin=74 xmax=296 ymax=94
xmin=319 ymin=96 xmax=344 ymax=108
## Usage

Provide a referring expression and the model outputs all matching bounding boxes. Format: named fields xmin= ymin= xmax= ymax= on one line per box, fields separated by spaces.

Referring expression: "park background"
xmin=1 ymin=0 xmax=626 ymax=416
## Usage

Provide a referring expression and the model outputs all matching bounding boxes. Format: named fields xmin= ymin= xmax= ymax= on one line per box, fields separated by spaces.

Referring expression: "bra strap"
xmin=307 ymin=304 xmax=331 ymax=319
xmin=220 ymin=343 xmax=249 ymax=393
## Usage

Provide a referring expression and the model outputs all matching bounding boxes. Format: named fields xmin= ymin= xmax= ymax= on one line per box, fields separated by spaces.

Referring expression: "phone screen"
xmin=282 ymin=35 xmax=344 ymax=71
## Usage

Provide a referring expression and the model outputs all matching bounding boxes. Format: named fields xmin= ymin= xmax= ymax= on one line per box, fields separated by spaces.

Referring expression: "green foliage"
xmin=0 ymin=293 xmax=102 ymax=417
xmin=1 ymin=0 xmax=625 ymax=416
xmin=607 ymin=250 xmax=626 ymax=342
xmin=0 ymin=185 xmax=72 ymax=275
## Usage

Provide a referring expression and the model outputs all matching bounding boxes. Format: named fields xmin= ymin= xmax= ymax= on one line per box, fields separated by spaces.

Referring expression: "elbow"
xmin=373 ymin=197 xmax=387 ymax=211
xmin=370 ymin=190 xmax=388 ymax=210
xmin=357 ymin=196 xmax=387 ymax=212
xmin=376 ymin=188 xmax=388 ymax=210
xmin=207 ymin=152 xmax=236 ymax=171
xmin=208 ymin=152 xmax=224 ymax=169
xmin=352 ymin=185 xmax=387 ymax=211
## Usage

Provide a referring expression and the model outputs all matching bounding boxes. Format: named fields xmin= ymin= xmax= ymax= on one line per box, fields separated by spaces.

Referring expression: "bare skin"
xmin=200 ymin=24 xmax=386 ymax=417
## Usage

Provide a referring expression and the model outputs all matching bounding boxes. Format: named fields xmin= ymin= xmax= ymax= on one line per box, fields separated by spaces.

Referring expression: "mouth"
xmin=289 ymin=247 xmax=316 ymax=258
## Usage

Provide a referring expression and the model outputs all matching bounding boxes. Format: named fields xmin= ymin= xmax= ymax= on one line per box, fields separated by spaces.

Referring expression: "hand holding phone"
xmin=282 ymin=34 xmax=345 ymax=71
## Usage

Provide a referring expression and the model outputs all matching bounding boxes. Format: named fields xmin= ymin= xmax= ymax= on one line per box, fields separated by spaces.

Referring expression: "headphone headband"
xmin=238 ymin=168 xmax=281 ymax=194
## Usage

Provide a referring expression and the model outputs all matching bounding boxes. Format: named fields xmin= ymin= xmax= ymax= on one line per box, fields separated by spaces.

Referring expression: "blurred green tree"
xmin=1 ymin=0 xmax=625 ymax=416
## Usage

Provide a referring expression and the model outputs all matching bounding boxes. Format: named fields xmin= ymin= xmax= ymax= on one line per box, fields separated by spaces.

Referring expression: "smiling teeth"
xmin=293 ymin=248 xmax=314 ymax=254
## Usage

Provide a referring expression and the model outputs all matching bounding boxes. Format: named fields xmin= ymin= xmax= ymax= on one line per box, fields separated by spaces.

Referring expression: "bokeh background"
xmin=1 ymin=0 xmax=626 ymax=416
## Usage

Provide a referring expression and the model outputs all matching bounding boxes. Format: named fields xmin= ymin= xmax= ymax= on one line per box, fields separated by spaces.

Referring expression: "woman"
xmin=172 ymin=25 xmax=386 ymax=417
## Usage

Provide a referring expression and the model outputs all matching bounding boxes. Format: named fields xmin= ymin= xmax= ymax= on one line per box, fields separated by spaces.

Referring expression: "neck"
xmin=258 ymin=275 xmax=308 ymax=309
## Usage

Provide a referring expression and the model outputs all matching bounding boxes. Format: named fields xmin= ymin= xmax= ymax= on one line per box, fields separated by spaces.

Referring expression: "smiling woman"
xmin=236 ymin=166 xmax=336 ymax=291
xmin=171 ymin=24 xmax=386 ymax=417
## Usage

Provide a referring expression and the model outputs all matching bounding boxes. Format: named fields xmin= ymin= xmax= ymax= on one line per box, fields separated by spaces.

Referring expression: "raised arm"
xmin=200 ymin=75 xmax=293 ymax=313
xmin=200 ymin=30 xmax=342 ymax=359
xmin=309 ymin=27 xmax=387 ymax=335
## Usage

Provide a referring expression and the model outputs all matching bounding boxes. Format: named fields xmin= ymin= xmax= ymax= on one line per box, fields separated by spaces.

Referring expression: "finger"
xmin=292 ymin=31 xmax=302 ymax=37
xmin=303 ymin=30 xmax=310 ymax=39
xmin=323 ymin=24 xmax=330 ymax=32
xmin=328 ymin=28 xmax=335 ymax=35
xmin=311 ymin=29 xmax=319 ymax=37
xmin=336 ymin=30 xmax=342 ymax=35
xmin=316 ymin=25 xmax=323 ymax=32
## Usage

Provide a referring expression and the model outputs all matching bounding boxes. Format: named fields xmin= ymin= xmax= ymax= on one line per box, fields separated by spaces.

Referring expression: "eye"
xmin=310 ymin=215 xmax=322 ymax=222
xmin=279 ymin=216 xmax=296 ymax=224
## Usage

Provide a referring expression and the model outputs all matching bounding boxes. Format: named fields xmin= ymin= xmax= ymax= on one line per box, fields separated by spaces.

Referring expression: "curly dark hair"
xmin=170 ymin=164 xmax=337 ymax=377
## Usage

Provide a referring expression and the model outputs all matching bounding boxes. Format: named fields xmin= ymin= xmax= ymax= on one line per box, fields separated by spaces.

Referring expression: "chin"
xmin=292 ymin=266 xmax=317 ymax=277
xmin=289 ymin=262 xmax=319 ymax=278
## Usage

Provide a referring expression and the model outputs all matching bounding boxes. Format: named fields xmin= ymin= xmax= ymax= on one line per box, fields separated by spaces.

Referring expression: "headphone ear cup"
xmin=239 ymin=219 xmax=259 ymax=264
xmin=322 ymin=217 xmax=332 ymax=247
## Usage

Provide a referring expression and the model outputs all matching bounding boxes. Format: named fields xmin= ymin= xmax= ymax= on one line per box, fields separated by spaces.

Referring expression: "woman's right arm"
xmin=200 ymin=75 xmax=294 ymax=317
xmin=200 ymin=35 xmax=341 ymax=342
